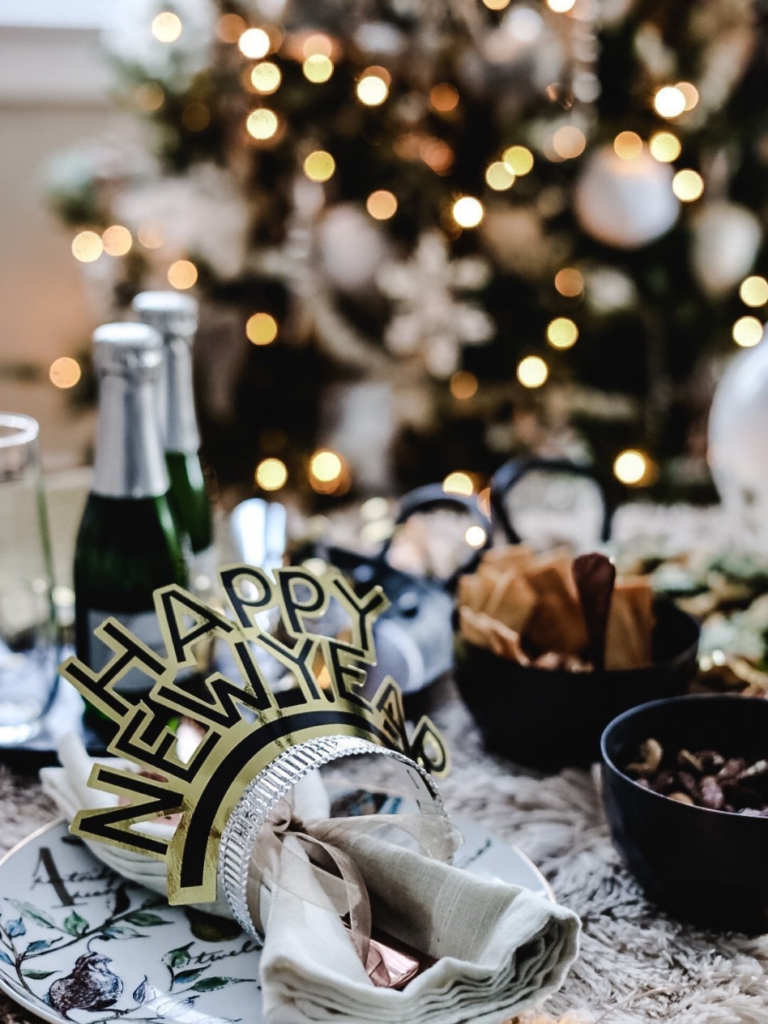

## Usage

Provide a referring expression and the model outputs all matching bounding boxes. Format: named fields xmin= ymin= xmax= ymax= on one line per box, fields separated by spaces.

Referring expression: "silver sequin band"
xmin=218 ymin=735 xmax=445 ymax=940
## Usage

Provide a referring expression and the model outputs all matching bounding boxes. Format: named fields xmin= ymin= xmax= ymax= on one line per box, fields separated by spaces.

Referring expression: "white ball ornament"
xmin=574 ymin=146 xmax=679 ymax=249
xmin=691 ymin=202 xmax=761 ymax=298
xmin=709 ymin=334 xmax=768 ymax=554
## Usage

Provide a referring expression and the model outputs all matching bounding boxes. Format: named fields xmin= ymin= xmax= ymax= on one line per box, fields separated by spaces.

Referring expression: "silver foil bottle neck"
xmin=133 ymin=291 xmax=201 ymax=455
xmin=91 ymin=322 xmax=169 ymax=499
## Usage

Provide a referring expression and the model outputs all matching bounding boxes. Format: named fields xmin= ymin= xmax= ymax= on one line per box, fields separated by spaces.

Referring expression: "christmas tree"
xmin=49 ymin=0 xmax=768 ymax=505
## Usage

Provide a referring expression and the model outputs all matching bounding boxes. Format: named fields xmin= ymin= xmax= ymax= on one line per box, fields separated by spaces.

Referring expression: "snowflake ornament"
xmin=377 ymin=230 xmax=494 ymax=377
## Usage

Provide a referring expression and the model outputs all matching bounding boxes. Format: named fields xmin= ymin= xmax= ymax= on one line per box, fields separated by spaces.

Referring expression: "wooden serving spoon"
xmin=572 ymin=552 xmax=616 ymax=671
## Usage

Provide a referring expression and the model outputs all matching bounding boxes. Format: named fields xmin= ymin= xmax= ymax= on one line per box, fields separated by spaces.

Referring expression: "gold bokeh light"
xmin=246 ymin=312 xmax=278 ymax=345
xmin=740 ymin=276 xmax=768 ymax=308
xmin=443 ymin=471 xmax=474 ymax=496
xmin=653 ymin=86 xmax=686 ymax=119
xmin=552 ymin=126 xmax=586 ymax=160
xmin=168 ymin=259 xmax=198 ymax=290
xmin=304 ymin=150 xmax=336 ymax=182
xmin=255 ymin=458 xmax=288 ymax=491
xmin=366 ymin=190 xmax=398 ymax=220
xmin=246 ymin=108 xmax=278 ymax=139
xmin=614 ymin=449 xmax=649 ymax=485
xmin=732 ymin=316 xmax=763 ymax=348
xmin=649 ymin=131 xmax=681 ymax=163
xmin=614 ymin=131 xmax=643 ymax=161
xmin=238 ymin=28 xmax=270 ymax=58
xmin=452 ymin=196 xmax=484 ymax=228
xmin=517 ymin=355 xmax=549 ymax=388
xmin=303 ymin=54 xmax=334 ymax=83
xmin=672 ymin=169 xmax=704 ymax=202
xmin=485 ymin=161 xmax=515 ymax=191
xmin=49 ymin=357 xmax=81 ymax=389
xmin=152 ymin=12 xmax=182 ymax=43
xmin=547 ymin=317 xmax=578 ymax=349
xmin=503 ymin=146 xmax=534 ymax=175
xmin=102 ymin=225 xmax=132 ymax=257
xmin=554 ymin=267 xmax=584 ymax=297
xmin=72 ymin=231 xmax=103 ymax=263
xmin=450 ymin=371 xmax=479 ymax=400
xmin=251 ymin=62 xmax=281 ymax=93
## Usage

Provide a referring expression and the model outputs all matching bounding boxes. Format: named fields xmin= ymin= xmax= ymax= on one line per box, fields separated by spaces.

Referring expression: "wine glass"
xmin=0 ymin=413 xmax=59 ymax=742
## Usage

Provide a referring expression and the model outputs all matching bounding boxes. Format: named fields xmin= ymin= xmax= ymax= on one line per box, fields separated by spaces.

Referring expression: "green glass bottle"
xmin=133 ymin=291 xmax=214 ymax=587
xmin=74 ymin=323 xmax=188 ymax=705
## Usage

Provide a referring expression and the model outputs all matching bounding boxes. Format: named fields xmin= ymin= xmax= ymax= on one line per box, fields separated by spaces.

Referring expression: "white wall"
xmin=0 ymin=13 xmax=115 ymax=469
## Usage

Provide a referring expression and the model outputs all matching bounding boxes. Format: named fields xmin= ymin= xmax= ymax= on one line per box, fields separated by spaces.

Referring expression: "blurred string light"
xmin=547 ymin=317 xmax=578 ymax=349
xmin=251 ymin=62 xmax=281 ymax=93
xmin=653 ymin=85 xmax=686 ymax=119
xmin=430 ymin=83 xmax=459 ymax=113
xmin=614 ymin=131 xmax=642 ymax=160
xmin=357 ymin=67 xmax=390 ymax=106
xmin=443 ymin=471 xmax=474 ymax=496
xmin=552 ymin=126 xmax=586 ymax=160
xmin=420 ymin=137 xmax=454 ymax=174
xmin=255 ymin=457 xmax=288 ymax=491
xmin=613 ymin=449 xmax=650 ymax=486
xmin=152 ymin=11 xmax=182 ymax=43
xmin=740 ymin=276 xmax=768 ymax=307
xmin=546 ymin=0 xmax=576 ymax=11
xmin=366 ymin=190 xmax=397 ymax=220
xmin=72 ymin=231 xmax=102 ymax=263
xmin=485 ymin=161 xmax=515 ymax=191
xmin=168 ymin=259 xmax=197 ymax=289
xmin=246 ymin=312 xmax=278 ymax=345
xmin=450 ymin=370 xmax=478 ymax=400
xmin=138 ymin=222 xmax=164 ymax=249
xmin=517 ymin=355 xmax=549 ymax=388
xmin=246 ymin=108 xmax=278 ymax=139
xmin=217 ymin=13 xmax=246 ymax=42
xmin=304 ymin=150 xmax=335 ymax=182
xmin=238 ymin=28 xmax=270 ymax=58
xmin=303 ymin=54 xmax=334 ymax=83
xmin=303 ymin=33 xmax=333 ymax=57
xmin=102 ymin=225 xmax=132 ymax=256
xmin=503 ymin=146 xmax=534 ymax=175
xmin=135 ymin=82 xmax=164 ymax=111
xmin=482 ymin=0 xmax=511 ymax=9
xmin=49 ymin=357 xmax=81 ymax=389
xmin=649 ymin=131 xmax=680 ymax=162
xmin=309 ymin=449 xmax=349 ymax=495
xmin=554 ymin=267 xmax=584 ymax=297
xmin=732 ymin=315 xmax=763 ymax=348
xmin=676 ymin=82 xmax=699 ymax=111
xmin=452 ymin=196 xmax=484 ymax=228
xmin=465 ymin=525 xmax=488 ymax=547
xmin=672 ymin=168 xmax=704 ymax=202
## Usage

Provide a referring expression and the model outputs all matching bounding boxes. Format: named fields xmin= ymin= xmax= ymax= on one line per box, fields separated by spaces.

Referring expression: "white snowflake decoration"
xmin=377 ymin=231 xmax=493 ymax=377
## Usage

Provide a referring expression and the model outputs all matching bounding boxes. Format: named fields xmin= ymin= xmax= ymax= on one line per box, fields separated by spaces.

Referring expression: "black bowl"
xmin=601 ymin=694 xmax=768 ymax=933
xmin=454 ymin=601 xmax=699 ymax=772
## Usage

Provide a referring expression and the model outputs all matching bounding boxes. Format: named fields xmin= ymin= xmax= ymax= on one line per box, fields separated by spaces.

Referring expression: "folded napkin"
xmin=42 ymin=733 xmax=580 ymax=1024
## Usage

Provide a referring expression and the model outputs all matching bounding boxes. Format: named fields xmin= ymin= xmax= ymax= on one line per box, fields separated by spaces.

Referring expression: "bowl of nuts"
xmin=601 ymin=694 xmax=768 ymax=932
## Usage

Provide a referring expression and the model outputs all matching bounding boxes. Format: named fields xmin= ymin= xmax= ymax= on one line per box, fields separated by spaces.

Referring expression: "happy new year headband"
xmin=60 ymin=565 xmax=450 ymax=907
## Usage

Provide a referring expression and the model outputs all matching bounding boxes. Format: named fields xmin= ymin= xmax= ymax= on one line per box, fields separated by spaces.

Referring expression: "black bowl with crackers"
xmin=454 ymin=545 xmax=700 ymax=772
xmin=601 ymin=694 xmax=768 ymax=932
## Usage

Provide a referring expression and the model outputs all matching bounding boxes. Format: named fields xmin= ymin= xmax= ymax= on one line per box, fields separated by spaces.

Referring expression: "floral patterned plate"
xmin=0 ymin=792 xmax=551 ymax=1024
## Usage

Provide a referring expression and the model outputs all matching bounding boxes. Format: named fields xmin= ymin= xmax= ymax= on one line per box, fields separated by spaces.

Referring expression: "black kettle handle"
xmin=490 ymin=457 xmax=617 ymax=545
xmin=378 ymin=483 xmax=493 ymax=585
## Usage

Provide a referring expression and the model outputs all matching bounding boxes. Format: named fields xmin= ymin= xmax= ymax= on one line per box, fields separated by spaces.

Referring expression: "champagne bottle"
xmin=74 ymin=323 xmax=188 ymax=703
xmin=132 ymin=291 xmax=214 ymax=586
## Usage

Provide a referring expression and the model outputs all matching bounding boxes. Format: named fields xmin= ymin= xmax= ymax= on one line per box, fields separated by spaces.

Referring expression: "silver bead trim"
xmin=218 ymin=736 xmax=444 ymax=941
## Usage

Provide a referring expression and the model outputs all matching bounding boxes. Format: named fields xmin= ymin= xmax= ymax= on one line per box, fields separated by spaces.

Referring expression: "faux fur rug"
xmin=0 ymin=697 xmax=767 ymax=1024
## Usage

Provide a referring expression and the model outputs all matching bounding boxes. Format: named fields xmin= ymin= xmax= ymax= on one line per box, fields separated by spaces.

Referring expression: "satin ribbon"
xmin=249 ymin=800 xmax=460 ymax=987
